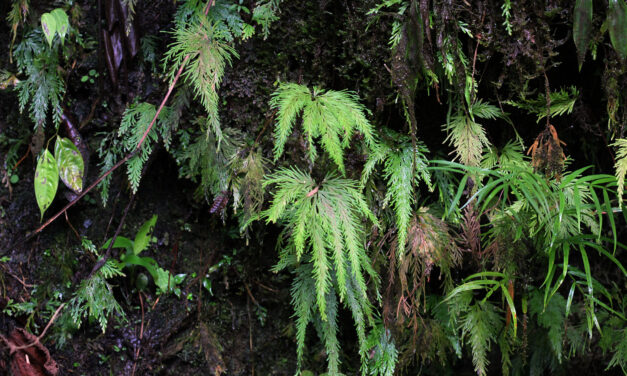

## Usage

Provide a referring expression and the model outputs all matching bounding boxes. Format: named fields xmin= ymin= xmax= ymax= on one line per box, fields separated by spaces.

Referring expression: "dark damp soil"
xmin=0 ymin=149 xmax=298 ymax=375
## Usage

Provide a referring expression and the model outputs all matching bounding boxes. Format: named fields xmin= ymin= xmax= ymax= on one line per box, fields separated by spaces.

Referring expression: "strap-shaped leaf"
xmin=50 ymin=9 xmax=69 ymax=45
xmin=41 ymin=12 xmax=57 ymax=47
xmin=34 ymin=149 xmax=59 ymax=219
xmin=573 ymin=0 xmax=593 ymax=69
xmin=609 ymin=0 xmax=627 ymax=58
xmin=54 ymin=136 xmax=84 ymax=193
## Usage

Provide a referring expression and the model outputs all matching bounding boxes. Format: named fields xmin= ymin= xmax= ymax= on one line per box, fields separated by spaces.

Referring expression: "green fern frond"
xmin=612 ymin=138 xmax=627 ymax=200
xmin=177 ymin=125 xmax=242 ymax=200
xmin=362 ymin=133 xmax=432 ymax=257
xmin=443 ymin=113 xmax=490 ymax=167
xmin=607 ymin=328 xmax=627 ymax=372
xmin=505 ymin=86 xmax=578 ymax=123
xmin=291 ymin=264 xmax=316 ymax=368
xmin=164 ymin=17 xmax=237 ymax=142
xmin=529 ymin=289 xmax=566 ymax=362
xmin=14 ymin=29 xmax=65 ymax=127
xmin=262 ymin=167 xmax=378 ymax=373
xmin=443 ymin=100 xmax=504 ymax=167
xmin=118 ymin=102 xmax=159 ymax=193
xmin=460 ymin=301 xmax=503 ymax=376
xmin=263 ymin=167 xmax=377 ymax=314
xmin=252 ymin=0 xmax=283 ymax=38
xmin=68 ymin=261 xmax=125 ymax=333
xmin=364 ymin=323 xmax=398 ymax=376
xmin=481 ymin=140 xmax=525 ymax=169
xmin=270 ymin=82 xmax=375 ymax=173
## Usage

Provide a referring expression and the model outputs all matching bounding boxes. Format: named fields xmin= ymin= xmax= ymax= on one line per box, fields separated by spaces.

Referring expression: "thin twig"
xmin=64 ymin=211 xmax=81 ymax=241
xmin=88 ymin=192 xmax=135 ymax=279
xmin=131 ymin=291 xmax=145 ymax=376
xmin=8 ymin=303 xmax=65 ymax=353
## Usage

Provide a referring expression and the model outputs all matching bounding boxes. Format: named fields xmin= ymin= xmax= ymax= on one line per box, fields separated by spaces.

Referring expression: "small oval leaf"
xmin=40 ymin=13 xmax=57 ymax=47
xmin=574 ymin=0 xmax=593 ymax=69
xmin=34 ymin=149 xmax=59 ymax=219
xmin=609 ymin=0 xmax=627 ymax=58
xmin=54 ymin=137 xmax=84 ymax=193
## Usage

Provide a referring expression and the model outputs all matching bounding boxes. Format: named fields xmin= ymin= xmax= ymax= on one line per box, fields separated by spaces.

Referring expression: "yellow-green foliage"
xmin=270 ymin=83 xmax=376 ymax=173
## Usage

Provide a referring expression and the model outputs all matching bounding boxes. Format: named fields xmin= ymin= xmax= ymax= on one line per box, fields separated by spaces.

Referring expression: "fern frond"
xmin=164 ymin=18 xmax=237 ymax=142
xmin=177 ymin=125 xmax=242 ymax=200
xmin=363 ymin=133 xmax=432 ymax=257
xmin=460 ymin=301 xmax=503 ymax=376
xmin=252 ymin=0 xmax=283 ymax=38
xmin=14 ymin=29 xmax=65 ymax=127
xmin=529 ymin=289 xmax=566 ymax=362
xmin=292 ymin=264 xmax=315 ymax=368
xmin=118 ymin=102 xmax=159 ymax=193
xmin=481 ymin=140 xmax=525 ymax=169
xmin=505 ymin=86 xmax=578 ymax=123
xmin=612 ymin=138 xmax=627 ymax=200
xmin=262 ymin=167 xmax=378 ymax=373
xmin=443 ymin=113 xmax=490 ymax=167
xmin=364 ymin=323 xmax=398 ymax=376
xmin=607 ymin=328 xmax=627 ymax=372
xmin=68 ymin=263 xmax=125 ymax=333
xmin=270 ymin=83 xmax=375 ymax=173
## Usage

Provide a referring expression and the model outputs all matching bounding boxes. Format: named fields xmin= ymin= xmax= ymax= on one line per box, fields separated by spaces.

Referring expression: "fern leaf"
xmin=612 ymin=138 xmax=627 ymax=200
xmin=262 ymin=167 xmax=377 ymax=373
xmin=164 ymin=18 xmax=237 ymax=142
xmin=460 ymin=301 xmax=503 ymax=376
xmin=270 ymin=83 xmax=375 ymax=173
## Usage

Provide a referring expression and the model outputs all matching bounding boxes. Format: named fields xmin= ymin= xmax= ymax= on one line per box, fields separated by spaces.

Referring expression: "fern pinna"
xmin=262 ymin=167 xmax=378 ymax=374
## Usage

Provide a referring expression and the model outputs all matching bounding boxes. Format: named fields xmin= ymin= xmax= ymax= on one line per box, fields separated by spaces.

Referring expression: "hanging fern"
xmin=164 ymin=17 xmax=237 ymax=142
xmin=362 ymin=131 xmax=432 ymax=257
xmin=261 ymin=167 xmax=378 ymax=373
xmin=613 ymin=138 xmax=627 ymax=200
xmin=505 ymin=86 xmax=579 ymax=123
xmin=176 ymin=124 xmax=242 ymax=201
xmin=443 ymin=100 xmax=504 ymax=167
xmin=269 ymin=82 xmax=376 ymax=174
xmin=14 ymin=28 xmax=65 ymax=127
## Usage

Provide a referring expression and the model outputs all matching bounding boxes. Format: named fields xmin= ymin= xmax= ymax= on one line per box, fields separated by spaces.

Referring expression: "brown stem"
xmin=8 ymin=303 xmax=65 ymax=353
xmin=88 ymin=191 xmax=135 ymax=279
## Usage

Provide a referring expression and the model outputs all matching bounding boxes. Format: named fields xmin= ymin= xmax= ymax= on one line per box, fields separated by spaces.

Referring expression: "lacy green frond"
xmin=460 ymin=301 xmax=503 ymax=376
xmin=364 ymin=323 xmax=398 ymax=376
xmin=481 ymin=140 xmax=525 ymax=169
xmin=529 ymin=289 xmax=566 ymax=362
xmin=607 ymin=328 xmax=627 ymax=372
xmin=612 ymin=138 xmax=627 ymax=200
xmin=252 ymin=0 xmax=283 ymax=38
xmin=14 ymin=29 xmax=65 ymax=127
xmin=505 ymin=86 xmax=578 ymax=123
xmin=164 ymin=18 xmax=237 ymax=142
xmin=442 ymin=100 xmax=504 ymax=167
xmin=118 ymin=102 xmax=158 ymax=193
xmin=263 ymin=167 xmax=377 ymax=316
xmin=229 ymin=148 xmax=268 ymax=231
xmin=262 ymin=167 xmax=378 ymax=373
xmin=67 ymin=260 xmax=125 ymax=333
xmin=176 ymin=125 xmax=242 ymax=201
xmin=269 ymin=82 xmax=376 ymax=173
xmin=362 ymin=132 xmax=432 ymax=257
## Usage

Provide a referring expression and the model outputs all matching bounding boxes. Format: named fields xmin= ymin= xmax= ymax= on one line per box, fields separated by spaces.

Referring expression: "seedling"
xmin=103 ymin=215 xmax=179 ymax=294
